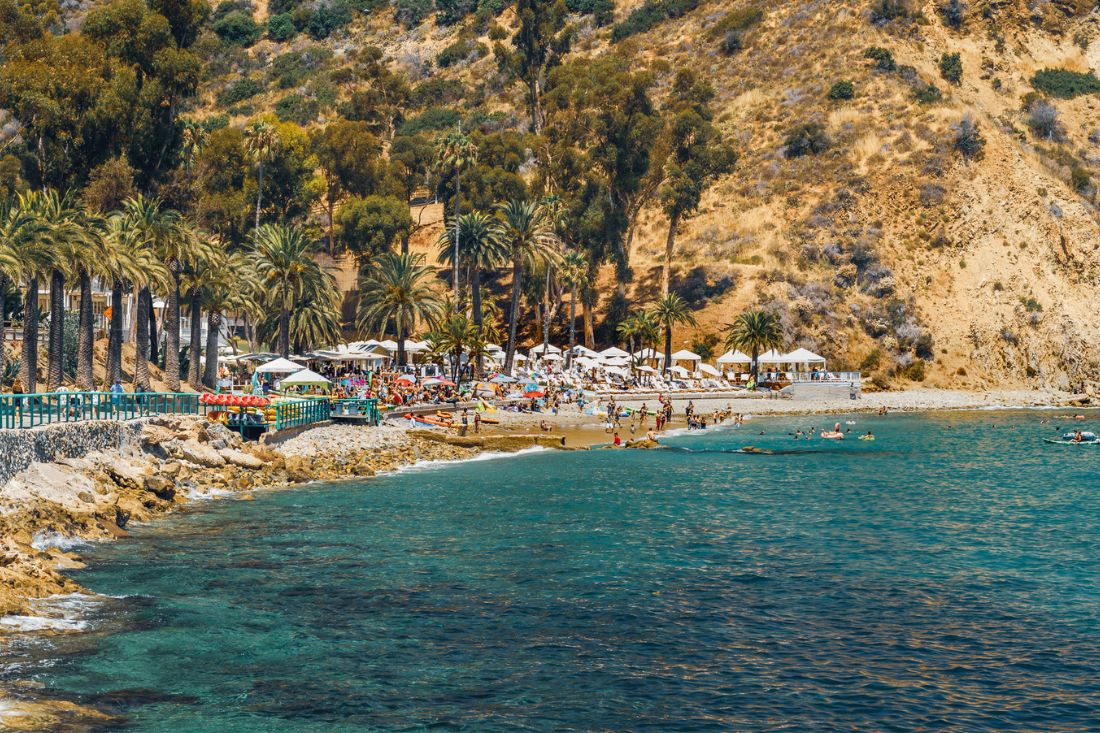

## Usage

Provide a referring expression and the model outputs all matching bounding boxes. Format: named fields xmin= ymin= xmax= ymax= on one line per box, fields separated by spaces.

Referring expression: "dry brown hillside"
xmin=198 ymin=0 xmax=1100 ymax=390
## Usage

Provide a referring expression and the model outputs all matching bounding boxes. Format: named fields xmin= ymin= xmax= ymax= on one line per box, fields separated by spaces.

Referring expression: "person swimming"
xmin=859 ymin=430 xmax=875 ymax=441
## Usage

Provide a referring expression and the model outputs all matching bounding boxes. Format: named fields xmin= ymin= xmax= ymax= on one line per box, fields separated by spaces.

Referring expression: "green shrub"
xmin=709 ymin=7 xmax=763 ymax=37
xmin=863 ymin=46 xmax=896 ymax=72
xmin=435 ymin=0 xmax=477 ymax=25
xmin=270 ymin=48 xmax=333 ymax=89
xmin=267 ymin=12 xmax=297 ymax=40
xmin=938 ymin=0 xmax=965 ymax=28
xmin=720 ymin=30 xmax=742 ymax=54
xmin=216 ymin=77 xmax=263 ymax=107
xmin=411 ymin=77 xmax=466 ymax=107
xmin=1071 ymin=163 xmax=1092 ymax=194
xmin=275 ymin=93 xmax=319 ymax=124
xmin=306 ymin=0 xmax=352 ymax=39
xmin=939 ymin=52 xmax=962 ymax=84
xmin=784 ymin=123 xmax=829 ymax=158
xmin=213 ymin=10 xmax=261 ymax=45
xmin=395 ymin=0 xmax=431 ymax=27
xmin=901 ymin=359 xmax=926 ymax=381
xmin=396 ymin=106 xmax=462 ymax=135
xmin=1019 ymin=296 xmax=1042 ymax=312
xmin=912 ymin=82 xmax=943 ymax=104
xmin=1031 ymin=68 xmax=1100 ymax=99
xmin=592 ymin=0 xmax=614 ymax=25
xmin=611 ymin=0 xmax=700 ymax=42
xmin=951 ymin=114 xmax=984 ymax=158
xmin=860 ymin=348 xmax=882 ymax=371
xmin=269 ymin=0 xmax=299 ymax=14
xmin=914 ymin=333 xmax=934 ymax=359
xmin=436 ymin=37 xmax=487 ymax=67
xmin=827 ymin=80 xmax=855 ymax=100
xmin=870 ymin=0 xmax=910 ymax=25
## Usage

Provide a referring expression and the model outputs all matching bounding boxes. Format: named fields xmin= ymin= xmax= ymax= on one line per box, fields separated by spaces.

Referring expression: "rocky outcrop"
xmin=0 ymin=420 xmax=144 ymax=487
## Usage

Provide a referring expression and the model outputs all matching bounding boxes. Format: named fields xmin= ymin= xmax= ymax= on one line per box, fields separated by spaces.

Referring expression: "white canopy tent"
xmin=570 ymin=345 xmax=601 ymax=358
xmin=377 ymin=339 xmax=399 ymax=352
xmin=279 ymin=368 xmax=330 ymax=386
xmin=604 ymin=366 xmax=629 ymax=378
xmin=634 ymin=348 xmax=663 ymax=362
xmin=670 ymin=349 xmax=702 ymax=363
xmin=698 ymin=363 xmax=721 ymax=377
xmin=757 ymin=349 xmax=788 ymax=365
xmin=783 ymin=348 xmax=827 ymax=367
xmin=530 ymin=344 xmax=562 ymax=354
xmin=636 ymin=365 xmax=657 ymax=373
xmin=668 ymin=365 xmax=690 ymax=377
xmin=601 ymin=356 xmax=631 ymax=367
xmin=716 ymin=350 xmax=752 ymax=365
xmin=256 ymin=357 xmax=306 ymax=374
xmin=542 ymin=353 xmax=562 ymax=361
xmin=600 ymin=347 xmax=630 ymax=358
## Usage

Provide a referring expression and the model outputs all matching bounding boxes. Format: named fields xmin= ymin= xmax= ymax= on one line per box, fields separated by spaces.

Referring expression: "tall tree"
xmin=13 ymin=192 xmax=60 ymax=392
xmin=0 ymin=194 xmax=49 ymax=388
xmin=434 ymin=129 xmax=478 ymax=301
xmin=495 ymin=199 xmax=560 ymax=374
xmin=356 ymin=251 xmax=444 ymax=368
xmin=245 ymin=120 xmax=278 ymax=230
xmin=494 ymin=0 xmax=572 ymax=134
xmin=250 ymin=223 xmax=331 ymax=357
xmin=558 ymin=249 xmax=586 ymax=369
xmin=723 ymin=310 xmax=784 ymax=384
xmin=311 ymin=120 xmax=386 ymax=254
xmin=658 ymin=69 xmax=737 ymax=295
xmin=650 ymin=293 xmax=697 ymax=374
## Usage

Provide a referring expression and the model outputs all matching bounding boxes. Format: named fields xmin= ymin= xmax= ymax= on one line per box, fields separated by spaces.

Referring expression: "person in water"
xmin=861 ymin=430 xmax=875 ymax=440
xmin=613 ymin=431 xmax=621 ymax=447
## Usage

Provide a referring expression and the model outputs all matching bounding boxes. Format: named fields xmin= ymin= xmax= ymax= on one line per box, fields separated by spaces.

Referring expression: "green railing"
xmin=330 ymin=398 xmax=380 ymax=426
xmin=273 ymin=398 xmax=331 ymax=431
xmin=0 ymin=392 xmax=207 ymax=430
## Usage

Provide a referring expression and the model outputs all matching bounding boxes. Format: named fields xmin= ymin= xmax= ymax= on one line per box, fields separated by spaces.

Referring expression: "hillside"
xmin=17 ymin=0 xmax=1100 ymax=391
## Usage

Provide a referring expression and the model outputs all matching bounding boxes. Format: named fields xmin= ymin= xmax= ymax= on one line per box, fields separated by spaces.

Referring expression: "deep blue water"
xmin=10 ymin=410 xmax=1100 ymax=731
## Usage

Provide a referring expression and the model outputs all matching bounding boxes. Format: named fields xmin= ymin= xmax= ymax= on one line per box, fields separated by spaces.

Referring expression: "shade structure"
xmin=599 ymin=347 xmax=630 ymax=358
xmin=670 ymin=349 xmax=701 ymax=362
xmin=757 ymin=349 xmax=787 ymax=364
xmin=716 ymin=349 xmax=752 ymax=364
xmin=601 ymin=356 xmax=631 ymax=367
xmin=490 ymin=374 xmax=516 ymax=383
xmin=530 ymin=343 xmax=561 ymax=354
xmin=699 ymin=363 xmax=721 ymax=377
xmin=514 ymin=353 xmax=528 ymax=361
xmin=402 ymin=340 xmax=429 ymax=354
xmin=574 ymin=357 xmax=598 ymax=369
xmin=636 ymin=365 xmax=657 ymax=373
xmin=570 ymin=345 xmax=601 ymax=357
xmin=634 ymin=348 xmax=662 ymax=361
xmin=668 ymin=365 xmax=690 ymax=377
xmin=783 ymin=347 xmax=826 ymax=365
xmin=604 ymin=366 xmax=629 ymax=377
xmin=542 ymin=353 xmax=562 ymax=361
xmin=377 ymin=339 xmax=399 ymax=352
xmin=279 ymin=368 xmax=330 ymax=386
xmin=256 ymin=357 xmax=306 ymax=374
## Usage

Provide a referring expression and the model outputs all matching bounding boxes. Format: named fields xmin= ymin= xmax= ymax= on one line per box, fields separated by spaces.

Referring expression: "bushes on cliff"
xmin=952 ymin=115 xmax=984 ymax=159
xmin=612 ymin=0 xmax=701 ymax=42
xmin=784 ymin=123 xmax=829 ymax=158
xmin=827 ymin=80 xmax=855 ymax=100
xmin=863 ymin=46 xmax=896 ymax=72
xmin=938 ymin=0 xmax=965 ymax=28
xmin=939 ymin=52 xmax=962 ymax=85
xmin=1031 ymin=68 xmax=1100 ymax=99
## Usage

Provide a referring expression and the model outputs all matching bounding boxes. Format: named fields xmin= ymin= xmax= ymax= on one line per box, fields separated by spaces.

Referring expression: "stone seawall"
xmin=0 ymin=420 xmax=144 ymax=486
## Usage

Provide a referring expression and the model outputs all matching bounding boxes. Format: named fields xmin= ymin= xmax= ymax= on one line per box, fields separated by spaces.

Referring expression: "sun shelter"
xmin=256 ymin=357 xmax=306 ymax=374
xmin=279 ymin=368 xmax=330 ymax=386
xmin=670 ymin=350 xmax=702 ymax=364
xmin=716 ymin=350 xmax=752 ymax=365
xmin=698 ymin=363 xmax=721 ymax=377
xmin=600 ymin=347 xmax=630 ymax=359
xmin=783 ymin=348 xmax=827 ymax=370
xmin=530 ymin=343 xmax=562 ymax=354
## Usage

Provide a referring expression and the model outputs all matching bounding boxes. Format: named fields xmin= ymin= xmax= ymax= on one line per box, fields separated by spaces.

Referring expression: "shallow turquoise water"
xmin=11 ymin=410 xmax=1100 ymax=731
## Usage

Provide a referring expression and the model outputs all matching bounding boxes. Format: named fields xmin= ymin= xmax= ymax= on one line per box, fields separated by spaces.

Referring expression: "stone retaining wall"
xmin=0 ymin=420 xmax=145 ymax=486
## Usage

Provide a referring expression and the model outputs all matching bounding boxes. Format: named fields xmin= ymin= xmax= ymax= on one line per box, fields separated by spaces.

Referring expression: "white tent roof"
xmin=600 ymin=347 xmax=630 ymax=358
xmin=716 ymin=349 xmax=752 ymax=364
xmin=255 ymin=357 xmax=306 ymax=374
xmin=570 ymin=345 xmax=601 ymax=357
xmin=377 ymin=339 xmax=399 ymax=352
xmin=757 ymin=349 xmax=787 ymax=364
xmin=514 ymin=353 xmax=528 ymax=361
xmin=670 ymin=349 xmax=701 ymax=362
xmin=669 ymin=365 xmax=690 ymax=376
xmin=604 ymin=366 xmax=629 ymax=377
xmin=636 ymin=365 xmax=657 ymax=373
xmin=542 ymin=353 xmax=562 ymax=361
xmin=530 ymin=343 xmax=561 ymax=354
xmin=699 ymin=363 xmax=721 ymax=376
xmin=279 ymin=368 xmax=330 ymax=385
xmin=634 ymin=348 xmax=662 ymax=361
xmin=783 ymin=347 xmax=826 ymax=364
xmin=601 ymin=356 xmax=630 ymax=367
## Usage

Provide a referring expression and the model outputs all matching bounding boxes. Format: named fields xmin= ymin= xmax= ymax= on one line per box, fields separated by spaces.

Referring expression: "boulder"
xmin=177 ymin=440 xmax=226 ymax=468
xmin=220 ymin=449 xmax=264 ymax=470
xmin=143 ymin=476 xmax=176 ymax=501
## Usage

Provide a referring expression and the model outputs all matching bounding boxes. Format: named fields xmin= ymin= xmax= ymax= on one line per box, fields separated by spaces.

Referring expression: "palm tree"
xmin=74 ymin=212 xmax=108 ymax=391
xmin=559 ymin=250 xmax=586 ymax=369
xmin=723 ymin=310 xmax=784 ymax=385
xmin=182 ymin=236 xmax=226 ymax=390
xmin=245 ymin=120 xmax=279 ymax=230
xmin=650 ymin=293 xmax=697 ymax=375
xmin=250 ymin=223 xmax=328 ymax=357
xmin=427 ymin=312 xmax=477 ymax=384
xmin=201 ymin=252 xmax=259 ymax=389
xmin=357 ymin=251 xmax=444 ymax=368
xmin=119 ymin=195 xmax=192 ymax=391
xmin=437 ymin=211 xmax=505 ymax=375
xmin=0 ymin=195 xmax=49 ymax=388
xmin=34 ymin=192 xmax=88 ymax=392
xmin=12 ymin=192 xmax=60 ymax=393
xmin=495 ymin=199 xmax=560 ymax=374
xmin=434 ymin=129 xmax=478 ymax=301
xmin=101 ymin=214 xmax=162 ymax=388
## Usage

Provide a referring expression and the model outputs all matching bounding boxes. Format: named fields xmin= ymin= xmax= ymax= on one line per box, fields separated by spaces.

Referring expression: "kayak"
xmin=1044 ymin=431 xmax=1099 ymax=445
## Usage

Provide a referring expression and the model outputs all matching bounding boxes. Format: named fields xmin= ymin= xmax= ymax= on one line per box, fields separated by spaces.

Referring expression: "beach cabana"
xmin=783 ymin=348 xmax=827 ymax=369
xmin=670 ymin=349 xmax=702 ymax=364
xmin=668 ymin=365 xmax=690 ymax=377
xmin=600 ymin=347 xmax=630 ymax=358
xmin=756 ymin=349 xmax=787 ymax=365
xmin=542 ymin=353 xmax=562 ymax=361
xmin=256 ymin=357 xmax=306 ymax=374
xmin=601 ymin=356 xmax=630 ymax=367
xmin=716 ymin=350 xmax=752 ymax=365
xmin=570 ymin=345 xmax=600 ymax=358
xmin=636 ymin=365 xmax=657 ymax=373
xmin=530 ymin=344 xmax=561 ymax=354
xmin=279 ymin=368 xmax=330 ymax=386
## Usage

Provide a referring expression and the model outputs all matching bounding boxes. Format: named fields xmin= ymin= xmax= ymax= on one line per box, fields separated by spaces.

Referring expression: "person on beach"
xmin=646 ymin=430 xmax=658 ymax=443
xmin=613 ymin=431 xmax=621 ymax=447
xmin=473 ymin=411 xmax=481 ymax=433
xmin=639 ymin=403 xmax=648 ymax=427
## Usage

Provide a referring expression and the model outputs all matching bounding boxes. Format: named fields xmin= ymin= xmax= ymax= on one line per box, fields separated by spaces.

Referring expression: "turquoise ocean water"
xmin=7 ymin=410 xmax=1100 ymax=731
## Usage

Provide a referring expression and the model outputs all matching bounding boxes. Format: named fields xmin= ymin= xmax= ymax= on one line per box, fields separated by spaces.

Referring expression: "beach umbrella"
xmin=279 ymin=368 xmax=331 ymax=386
xmin=524 ymin=390 xmax=545 ymax=398
xmin=634 ymin=348 xmax=662 ymax=361
xmin=377 ymin=339 xmax=399 ymax=352
xmin=514 ymin=353 xmax=528 ymax=361
xmin=394 ymin=375 xmax=415 ymax=386
xmin=699 ymin=363 xmax=721 ymax=377
xmin=636 ymin=365 xmax=657 ymax=373
xmin=256 ymin=357 xmax=306 ymax=373
xmin=669 ymin=365 xmax=690 ymax=377
xmin=599 ymin=347 xmax=630 ymax=358
xmin=490 ymin=374 xmax=516 ymax=383
xmin=542 ymin=353 xmax=562 ymax=361
xmin=422 ymin=377 xmax=444 ymax=386
xmin=601 ymin=356 xmax=630 ymax=367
